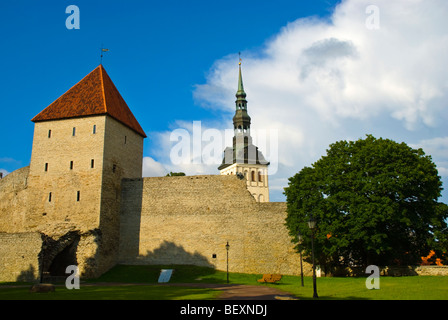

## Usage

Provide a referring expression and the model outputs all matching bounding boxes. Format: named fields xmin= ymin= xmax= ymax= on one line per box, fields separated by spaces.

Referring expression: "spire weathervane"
xmin=100 ymin=45 xmax=109 ymax=64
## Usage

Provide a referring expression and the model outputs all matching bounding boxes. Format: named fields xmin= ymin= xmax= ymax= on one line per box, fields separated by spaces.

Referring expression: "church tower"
xmin=218 ymin=59 xmax=270 ymax=202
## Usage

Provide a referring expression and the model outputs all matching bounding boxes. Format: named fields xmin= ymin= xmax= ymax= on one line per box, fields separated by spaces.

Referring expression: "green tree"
xmin=284 ymin=135 xmax=447 ymax=271
xmin=166 ymin=172 xmax=186 ymax=177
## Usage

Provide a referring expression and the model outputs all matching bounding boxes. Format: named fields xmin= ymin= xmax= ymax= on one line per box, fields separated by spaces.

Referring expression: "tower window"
xmin=93 ymin=125 xmax=96 ymax=134
xmin=44 ymin=163 xmax=48 ymax=172
xmin=72 ymin=127 xmax=76 ymax=136
xmin=258 ymin=171 xmax=262 ymax=182
xmin=77 ymin=191 xmax=80 ymax=202
xmin=48 ymin=130 xmax=52 ymax=138
xmin=251 ymin=171 xmax=255 ymax=182
xmin=48 ymin=192 xmax=52 ymax=202
xmin=70 ymin=161 xmax=74 ymax=170
xmin=91 ymin=159 xmax=94 ymax=168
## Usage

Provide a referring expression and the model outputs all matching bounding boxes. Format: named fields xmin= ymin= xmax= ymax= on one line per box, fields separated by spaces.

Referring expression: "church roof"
xmin=31 ymin=65 xmax=146 ymax=138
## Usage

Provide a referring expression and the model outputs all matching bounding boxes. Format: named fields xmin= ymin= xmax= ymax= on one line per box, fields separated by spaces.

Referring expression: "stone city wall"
xmin=119 ymin=175 xmax=311 ymax=276
xmin=0 ymin=232 xmax=42 ymax=282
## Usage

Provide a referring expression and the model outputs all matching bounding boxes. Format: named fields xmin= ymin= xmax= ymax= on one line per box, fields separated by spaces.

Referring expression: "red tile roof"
xmin=31 ymin=65 xmax=146 ymax=138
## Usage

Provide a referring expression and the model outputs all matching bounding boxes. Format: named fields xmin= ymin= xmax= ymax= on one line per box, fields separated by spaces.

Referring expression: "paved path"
xmin=161 ymin=283 xmax=298 ymax=300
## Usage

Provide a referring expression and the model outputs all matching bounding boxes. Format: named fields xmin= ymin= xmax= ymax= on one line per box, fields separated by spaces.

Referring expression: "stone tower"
xmin=218 ymin=60 xmax=270 ymax=202
xmin=27 ymin=65 xmax=146 ymax=276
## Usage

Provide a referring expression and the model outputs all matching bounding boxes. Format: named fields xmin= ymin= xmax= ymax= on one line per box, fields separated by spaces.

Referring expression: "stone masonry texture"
xmin=118 ymin=175 xmax=309 ymax=276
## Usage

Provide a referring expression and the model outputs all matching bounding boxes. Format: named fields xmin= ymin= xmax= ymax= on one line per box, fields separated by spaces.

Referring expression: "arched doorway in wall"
xmin=40 ymin=231 xmax=81 ymax=281
xmin=47 ymin=239 xmax=79 ymax=276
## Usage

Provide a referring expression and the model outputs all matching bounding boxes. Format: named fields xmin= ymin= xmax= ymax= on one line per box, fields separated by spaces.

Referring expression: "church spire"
xmin=233 ymin=57 xmax=251 ymax=132
xmin=237 ymin=55 xmax=246 ymax=97
xmin=218 ymin=53 xmax=270 ymax=202
xmin=235 ymin=54 xmax=247 ymax=109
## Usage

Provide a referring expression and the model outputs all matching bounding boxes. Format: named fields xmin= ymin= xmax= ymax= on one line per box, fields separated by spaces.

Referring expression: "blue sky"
xmin=1 ymin=0 xmax=447 ymax=203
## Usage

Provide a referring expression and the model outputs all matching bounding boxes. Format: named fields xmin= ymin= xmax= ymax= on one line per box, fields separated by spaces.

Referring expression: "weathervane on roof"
xmin=100 ymin=45 xmax=109 ymax=64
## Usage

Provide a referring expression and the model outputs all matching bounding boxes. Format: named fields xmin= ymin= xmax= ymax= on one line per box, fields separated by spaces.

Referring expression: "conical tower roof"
xmin=31 ymin=65 xmax=146 ymax=138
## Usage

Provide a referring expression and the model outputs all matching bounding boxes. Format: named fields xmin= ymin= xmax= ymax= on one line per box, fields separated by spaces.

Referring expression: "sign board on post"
xmin=158 ymin=269 xmax=173 ymax=283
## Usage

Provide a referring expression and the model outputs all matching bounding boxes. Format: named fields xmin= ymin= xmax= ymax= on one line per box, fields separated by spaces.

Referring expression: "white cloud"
xmin=149 ymin=0 xmax=448 ymax=202
xmin=142 ymin=157 xmax=167 ymax=177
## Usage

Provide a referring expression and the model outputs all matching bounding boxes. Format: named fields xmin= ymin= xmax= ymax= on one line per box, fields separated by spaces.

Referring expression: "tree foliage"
xmin=166 ymin=172 xmax=186 ymax=177
xmin=284 ymin=135 xmax=447 ymax=270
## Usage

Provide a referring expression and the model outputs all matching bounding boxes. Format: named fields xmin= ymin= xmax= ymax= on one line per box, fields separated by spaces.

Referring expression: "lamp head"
xmin=308 ymin=216 xmax=316 ymax=230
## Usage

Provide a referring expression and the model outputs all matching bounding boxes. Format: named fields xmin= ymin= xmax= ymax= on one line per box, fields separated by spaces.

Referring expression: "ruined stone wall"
xmin=0 ymin=166 xmax=30 ymax=233
xmin=119 ymin=175 xmax=310 ymax=276
xmin=0 ymin=232 xmax=42 ymax=282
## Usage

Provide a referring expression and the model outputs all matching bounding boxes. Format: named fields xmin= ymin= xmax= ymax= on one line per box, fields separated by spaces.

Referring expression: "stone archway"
xmin=39 ymin=231 xmax=80 ymax=280
xmin=47 ymin=239 xmax=78 ymax=276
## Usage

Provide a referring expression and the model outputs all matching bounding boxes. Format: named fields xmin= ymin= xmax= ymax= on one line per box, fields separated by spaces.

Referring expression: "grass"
xmin=1 ymin=264 xmax=447 ymax=300
xmin=275 ymin=274 xmax=448 ymax=300
xmin=0 ymin=285 xmax=220 ymax=300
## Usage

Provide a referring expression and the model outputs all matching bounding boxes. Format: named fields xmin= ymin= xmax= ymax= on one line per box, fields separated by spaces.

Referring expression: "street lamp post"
xmin=297 ymin=231 xmax=304 ymax=287
xmin=225 ymin=242 xmax=230 ymax=284
xmin=308 ymin=217 xmax=318 ymax=299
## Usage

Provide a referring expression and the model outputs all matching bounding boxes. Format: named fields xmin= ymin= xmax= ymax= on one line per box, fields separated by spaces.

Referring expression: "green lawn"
xmin=276 ymin=274 xmax=448 ymax=300
xmin=1 ymin=265 xmax=447 ymax=300
xmin=0 ymin=285 xmax=220 ymax=300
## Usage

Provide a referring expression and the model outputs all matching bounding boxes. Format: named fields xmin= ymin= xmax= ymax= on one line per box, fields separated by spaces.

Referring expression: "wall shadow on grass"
xmin=137 ymin=240 xmax=216 ymax=269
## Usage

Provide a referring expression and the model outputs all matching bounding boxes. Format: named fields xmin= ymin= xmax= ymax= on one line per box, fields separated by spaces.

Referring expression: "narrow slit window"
xmin=124 ymin=136 xmax=127 ymax=144
xmin=77 ymin=191 xmax=80 ymax=202
xmin=70 ymin=161 xmax=74 ymax=170
xmin=44 ymin=163 xmax=48 ymax=172
xmin=93 ymin=125 xmax=96 ymax=134
xmin=72 ymin=127 xmax=76 ymax=136
xmin=48 ymin=192 xmax=52 ymax=202
xmin=91 ymin=159 xmax=94 ymax=168
xmin=48 ymin=130 xmax=52 ymax=138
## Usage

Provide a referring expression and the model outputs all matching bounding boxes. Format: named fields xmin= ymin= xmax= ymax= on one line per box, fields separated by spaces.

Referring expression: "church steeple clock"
xmin=218 ymin=58 xmax=270 ymax=202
